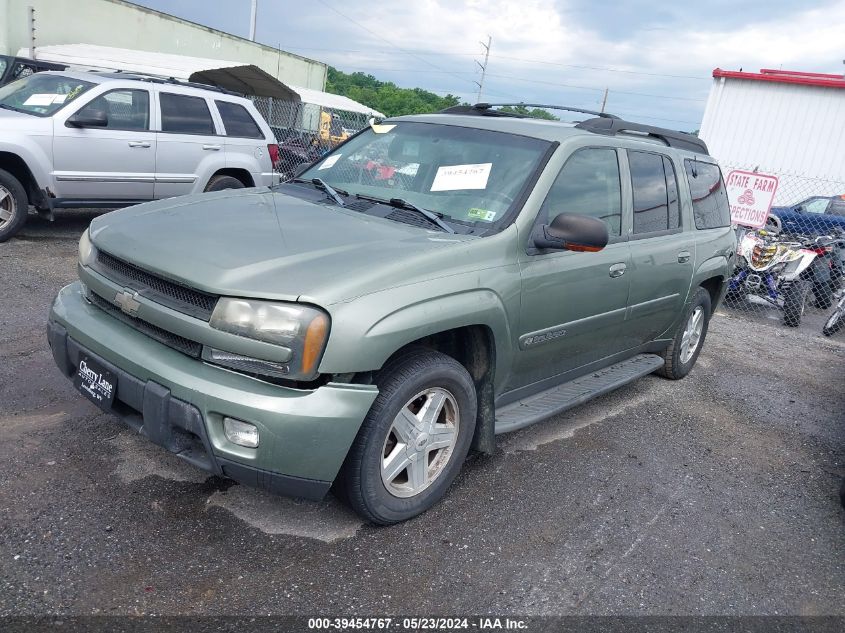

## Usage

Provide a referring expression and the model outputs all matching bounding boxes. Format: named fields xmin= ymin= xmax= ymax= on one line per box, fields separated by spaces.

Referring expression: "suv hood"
xmin=89 ymin=189 xmax=474 ymax=304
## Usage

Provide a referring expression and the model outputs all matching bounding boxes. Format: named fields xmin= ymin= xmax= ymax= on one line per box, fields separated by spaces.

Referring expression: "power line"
xmin=474 ymin=36 xmax=492 ymax=102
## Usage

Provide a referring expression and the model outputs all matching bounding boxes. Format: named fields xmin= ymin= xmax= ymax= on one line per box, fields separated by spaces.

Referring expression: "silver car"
xmin=0 ymin=70 xmax=280 ymax=241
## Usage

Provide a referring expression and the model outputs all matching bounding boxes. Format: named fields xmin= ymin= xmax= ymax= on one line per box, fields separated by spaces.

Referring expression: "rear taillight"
xmin=812 ymin=246 xmax=832 ymax=255
xmin=267 ymin=143 xmax=280 ymax=167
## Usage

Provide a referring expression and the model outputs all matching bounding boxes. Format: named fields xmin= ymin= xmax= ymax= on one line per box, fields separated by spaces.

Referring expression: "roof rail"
xmin=575 ymin=117 xmax=709 ymax=155
xmin=91 ymin=70 xmax=241 ymax=96
xmin=439 ymin=102 xmax=619 ymax=119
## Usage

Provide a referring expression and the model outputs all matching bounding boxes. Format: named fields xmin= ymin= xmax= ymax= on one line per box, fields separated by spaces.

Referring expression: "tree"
xmin=498 ymin=105 xmax=559 ymax=120
xmin=325 ymin=67 xmax=460 ymax=117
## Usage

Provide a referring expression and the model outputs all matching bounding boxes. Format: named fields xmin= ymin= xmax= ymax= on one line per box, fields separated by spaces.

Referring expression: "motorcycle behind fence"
xmin=727 ymin=227 xmax=841 ymax=327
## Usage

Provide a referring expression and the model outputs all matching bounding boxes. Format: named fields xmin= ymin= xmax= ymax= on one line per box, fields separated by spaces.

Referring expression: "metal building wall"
xmin=699 ymin=77 xmax=845 ymax=204
xmin=1 ymin=0 xmax=327 ymax=90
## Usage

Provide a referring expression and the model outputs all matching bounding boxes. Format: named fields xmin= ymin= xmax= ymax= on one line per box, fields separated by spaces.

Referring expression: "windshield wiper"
xmin=356 ymin=194 xmax=455 ymax=233
xmin=292 ymin=177 xmax=347 ymax=207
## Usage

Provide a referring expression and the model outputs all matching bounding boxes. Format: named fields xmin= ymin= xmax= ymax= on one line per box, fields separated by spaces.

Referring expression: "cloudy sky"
xmin=134 ymin=0 xmax=845 ymax=131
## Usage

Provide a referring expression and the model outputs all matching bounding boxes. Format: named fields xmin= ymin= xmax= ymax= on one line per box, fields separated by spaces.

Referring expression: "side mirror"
xmin=67 ymin=109 xmax=108 ymax=128
xmin=293 ymin=162 xmax=310 ymax=178
xmin=533 ymin=213 xmax=609 ymax=252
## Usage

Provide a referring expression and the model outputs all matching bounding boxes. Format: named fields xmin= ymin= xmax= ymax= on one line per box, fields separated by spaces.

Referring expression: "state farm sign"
xmin=725 ymin=170 xmax=779 ymax=228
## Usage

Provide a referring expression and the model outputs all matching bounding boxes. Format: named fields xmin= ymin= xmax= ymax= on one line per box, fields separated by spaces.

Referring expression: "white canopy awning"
xmin=18 ymin=44 xmax=384 ymax=116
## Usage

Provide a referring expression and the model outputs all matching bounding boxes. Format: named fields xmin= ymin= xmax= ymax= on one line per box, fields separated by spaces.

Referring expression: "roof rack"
xmin=440 ymin=102 xmax=619 ymax=119
xmin=575 ymin=117 xmax=709 ymax=155
xmin=90 ymin=70 xmax=241 ymax=96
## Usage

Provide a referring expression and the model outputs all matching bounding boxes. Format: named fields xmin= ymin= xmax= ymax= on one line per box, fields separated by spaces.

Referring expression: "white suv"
xmin=0 ymin=70 xmax=280 ymax=241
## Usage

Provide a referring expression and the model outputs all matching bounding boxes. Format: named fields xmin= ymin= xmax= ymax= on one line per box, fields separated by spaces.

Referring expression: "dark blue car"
xmin=768 ymin=194 xmax=845 ymax=235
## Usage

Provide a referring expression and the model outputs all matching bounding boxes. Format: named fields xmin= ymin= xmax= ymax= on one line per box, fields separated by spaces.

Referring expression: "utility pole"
xmin=27 ymin=6 xmax=36 ymax=58
xmin=249 ymin=0 xmax=258 ymax=41
xmin=474 ymin=35 xmax=492 ymax=103
xmin=600 ymin=88 xmax=609 ymax=113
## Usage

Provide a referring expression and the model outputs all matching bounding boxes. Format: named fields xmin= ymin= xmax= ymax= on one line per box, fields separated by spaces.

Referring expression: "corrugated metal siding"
xmin=699 ymin=78 xmax=845 ymax=203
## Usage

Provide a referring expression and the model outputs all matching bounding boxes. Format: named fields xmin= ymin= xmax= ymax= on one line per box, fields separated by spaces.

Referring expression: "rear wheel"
xmin=0 ymin=169 xmax=29 ymax=242
xmin=340 ymin=348 xmax=476 ymax=525
xmin=813 ymin=279 xmax=837 ymax=310
xmin=658 ymin=288 xmax=711 ymax=380
xmin=204 ymin=175 xmax=245 ymax=192
xmin=782 ymin=279 xmax=811 ymax=327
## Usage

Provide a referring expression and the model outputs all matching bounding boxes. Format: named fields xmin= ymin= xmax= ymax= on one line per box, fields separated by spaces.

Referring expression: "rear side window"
xmin=539 ymin=148 xmax=622 ymax=237
xmin=160 ymin=93 xmax=215 ymax=135
xmin=216 ymin=100 xmax=264 ymax=139
xmin=629 ymin=151 xmax=680 ymax=234
xmin=684 ymin=160 xmax=731 ymax=229
xmin=827 ymin=199 xmax=845 ymax=217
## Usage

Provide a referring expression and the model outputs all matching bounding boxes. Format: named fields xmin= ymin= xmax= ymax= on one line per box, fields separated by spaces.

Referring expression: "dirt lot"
xmin=1 ymin=211 xmax=844 ymax=616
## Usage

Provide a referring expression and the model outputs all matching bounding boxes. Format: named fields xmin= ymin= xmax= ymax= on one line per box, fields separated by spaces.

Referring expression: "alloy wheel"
xmin=380 ymin=387 xmax=460 ymax=498
xmin=680 ymin=306 xmax=704 ymax=364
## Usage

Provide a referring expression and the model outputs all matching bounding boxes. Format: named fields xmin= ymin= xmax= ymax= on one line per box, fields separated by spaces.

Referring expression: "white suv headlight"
xmin=209 ymin=298 xmax=330 ymax=380
xmin=78 ymin=229 xmax=97 ymax=267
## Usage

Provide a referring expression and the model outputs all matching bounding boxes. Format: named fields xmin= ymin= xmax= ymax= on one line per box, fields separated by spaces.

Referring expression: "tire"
xmin=340 ymin=348 xmax=477 ymax=525
xmin=813 ymin=280 xmax=836 ymax=310
xmin=0 ymin=168 xmax=29 ymax=242
xmin=765 ymin=215 xmax=782 ymax=234
xmin=203 ymin=175 xmax=245 ymax=193
xmin=657 ymin=287 xmax=711 ymax=380
xmin=822 ymin=305 xmax=845 ymax=337
xmin=782 ymin=279 xmax=811 ymax=327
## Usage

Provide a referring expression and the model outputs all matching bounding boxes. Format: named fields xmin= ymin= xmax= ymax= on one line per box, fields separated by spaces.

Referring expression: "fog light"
xmin=223 ymin=417 xmax=259 ymax=448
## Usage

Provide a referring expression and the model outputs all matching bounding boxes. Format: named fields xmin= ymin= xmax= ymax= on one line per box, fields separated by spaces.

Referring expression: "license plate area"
xmin=73 ymin=354 xmax=117 ymax=408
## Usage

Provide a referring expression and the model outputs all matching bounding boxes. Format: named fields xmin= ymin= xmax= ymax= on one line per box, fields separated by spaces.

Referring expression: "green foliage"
xmin=325 ymin=67 xmax=460 ymax=117
xmin=497 ymin=105 xmax=559 ymax=120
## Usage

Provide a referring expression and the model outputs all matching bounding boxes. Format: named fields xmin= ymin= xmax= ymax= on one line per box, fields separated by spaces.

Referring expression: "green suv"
xmin=48 ymin=104 xmax=735 ymax=524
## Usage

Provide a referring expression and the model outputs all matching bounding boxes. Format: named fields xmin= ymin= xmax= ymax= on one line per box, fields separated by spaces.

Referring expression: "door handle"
xmin=677 ymin=251 xmax=691 ymax=263
xmin=609 ymin=263 xmax=627 ymax=278
xmin=128 ymin=141 xmax=151 ymax=148
xmin=202 ymin=144 xmax=222 ymax=151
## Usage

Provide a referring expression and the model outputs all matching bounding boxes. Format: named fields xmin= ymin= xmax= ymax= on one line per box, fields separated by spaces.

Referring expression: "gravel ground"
xmin=1 ymin=210 xmax=843 ymax=616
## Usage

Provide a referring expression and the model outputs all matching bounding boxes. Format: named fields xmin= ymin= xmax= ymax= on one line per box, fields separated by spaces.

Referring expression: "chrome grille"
xmin=92 ymin=252 xmax=218 ymax=320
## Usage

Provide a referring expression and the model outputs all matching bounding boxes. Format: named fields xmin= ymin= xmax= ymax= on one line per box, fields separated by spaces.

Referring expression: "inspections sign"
xmin=725 ymin=170 xmax=779 ymax=228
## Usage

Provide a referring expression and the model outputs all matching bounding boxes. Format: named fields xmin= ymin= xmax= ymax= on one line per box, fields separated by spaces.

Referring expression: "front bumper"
xmin=48 ymin=282 xmax=379 ymax=499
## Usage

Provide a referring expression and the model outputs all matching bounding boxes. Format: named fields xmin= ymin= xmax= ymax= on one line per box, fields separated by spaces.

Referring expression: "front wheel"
xmin=822 ymin=303 xmax=845 ymax=337
xmin=782 ymin=279 xmax=811 ymax=327
xmin=340 ymin=349 xmax=477 ymax=525
xmin=0 ymin=168 xmax=29 ymax=242
xmin=658 ymin=287 xmax=712 ymax=380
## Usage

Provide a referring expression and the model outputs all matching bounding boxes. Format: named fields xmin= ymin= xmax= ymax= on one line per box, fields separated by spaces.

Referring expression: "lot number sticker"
xmin=431 ymin=163 xmax=492 ymax=192
xmin=318 ymin=154 xmax=341 ymax=170
xmin=725 ymin=170 xmax=779 ymax=228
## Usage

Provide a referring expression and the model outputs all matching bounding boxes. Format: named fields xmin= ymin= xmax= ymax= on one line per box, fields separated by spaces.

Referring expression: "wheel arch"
xmin=207 ymin=168 xmax=254 ymax=188
xmin=0 ymin=151 xmax=42 ymax=207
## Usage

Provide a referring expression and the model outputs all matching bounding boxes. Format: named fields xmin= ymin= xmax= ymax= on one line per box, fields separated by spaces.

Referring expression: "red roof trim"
xmin=712 ymin=67 xmax=845 ymax=89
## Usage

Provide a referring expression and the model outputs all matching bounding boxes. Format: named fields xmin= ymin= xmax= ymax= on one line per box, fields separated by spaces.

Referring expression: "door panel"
xmin=52 ymin=88 xmax=154 ymax=200
xmin=620 ymin=151 xmax=694 ymax=348
xmin=154 ymin=92 xmax=220 ymax=198
xmin=513 ymin=243 xmax=632 ymax=390
xmin=510 ymin=146 xmax=630 ymax=392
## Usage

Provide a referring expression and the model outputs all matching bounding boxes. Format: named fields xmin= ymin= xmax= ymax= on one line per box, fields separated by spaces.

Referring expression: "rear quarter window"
xmin=215 ymin=100 xmax=264 ymax=139
xmin=684 ymin=160 xmax=731 ymax=229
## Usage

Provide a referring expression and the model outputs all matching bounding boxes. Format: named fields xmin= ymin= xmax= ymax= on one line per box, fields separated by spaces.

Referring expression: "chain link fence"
xmin=719 ymin=165 xmax=845 ymax=336
xmin=251 ymin=97 xmax=372 ymax=180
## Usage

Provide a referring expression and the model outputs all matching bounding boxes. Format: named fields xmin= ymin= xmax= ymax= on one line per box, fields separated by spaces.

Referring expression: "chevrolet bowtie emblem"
xmin=114 ymin=290 xmax=141 ymax=316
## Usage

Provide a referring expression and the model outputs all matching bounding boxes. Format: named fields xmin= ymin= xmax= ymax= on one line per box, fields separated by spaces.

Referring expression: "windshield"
xmin=297 ymin=122 xmax=551 ymax=227
xmin=0 ymin=73 xmax=94 ymax=117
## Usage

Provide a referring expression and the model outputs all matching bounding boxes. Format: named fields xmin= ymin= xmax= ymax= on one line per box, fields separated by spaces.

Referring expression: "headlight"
xmin=209 ymin=298 xmax=330 ymax=380
xmin=78 ymin=229 xmax=97 ymax=267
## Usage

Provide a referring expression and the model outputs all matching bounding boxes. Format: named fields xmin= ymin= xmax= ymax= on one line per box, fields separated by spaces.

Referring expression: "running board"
xmin=495 ymin=354 xmax=664 ymax=434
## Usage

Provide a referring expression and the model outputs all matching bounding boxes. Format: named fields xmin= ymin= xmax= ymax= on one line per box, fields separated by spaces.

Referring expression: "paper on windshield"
xmin=23 ymin=94 xmax=60 ymax=106
xmin=430 ymin=163 xmax=492 ymax=192
xmin=318 ymin=154 xmax=341 ymax=170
